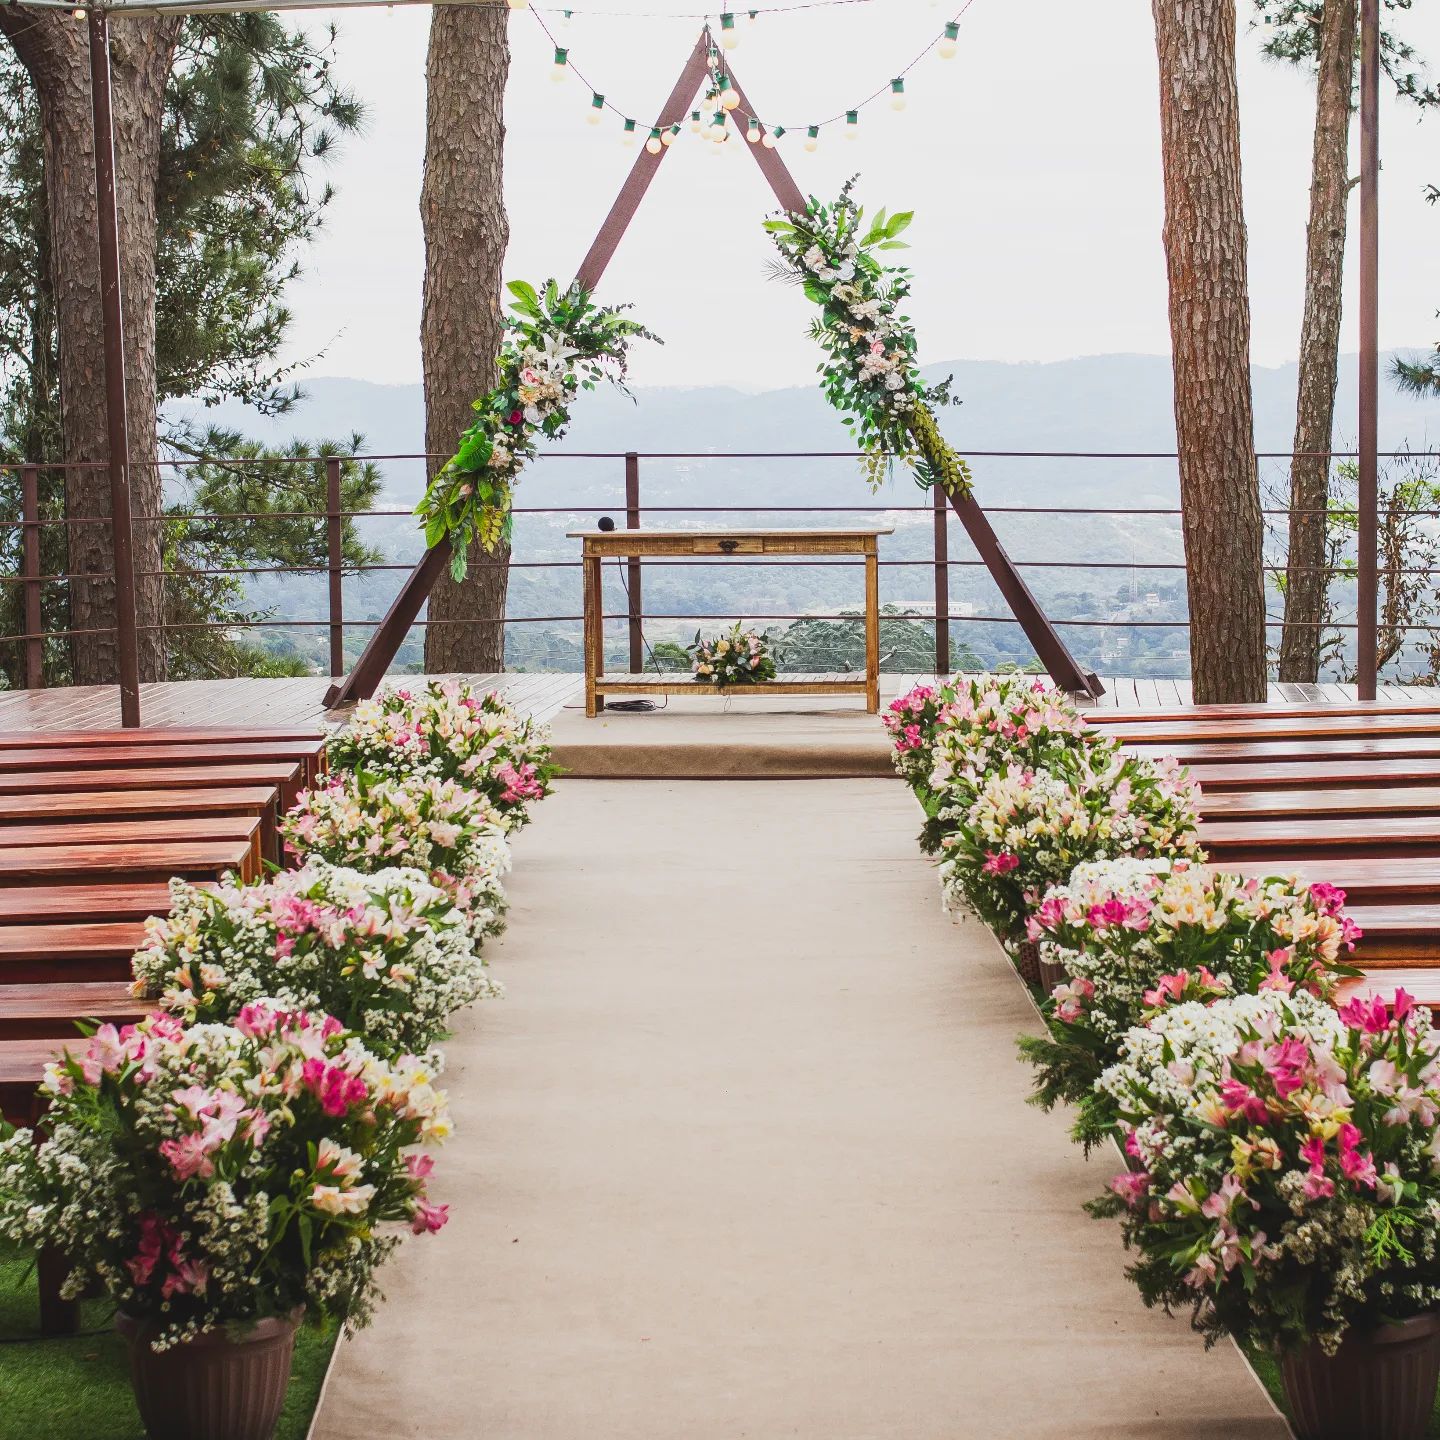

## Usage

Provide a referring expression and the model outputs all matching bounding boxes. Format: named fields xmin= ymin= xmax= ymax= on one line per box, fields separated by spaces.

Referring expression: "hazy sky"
xmin=278 ymin=0 xmax=1440 ymax=393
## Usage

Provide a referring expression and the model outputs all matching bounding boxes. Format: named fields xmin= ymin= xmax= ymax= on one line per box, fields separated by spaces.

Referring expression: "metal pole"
xmin=624 ymin=451 xmax=643 ymax=672
xmin=20 ymin=465 xmax=44 ymax=690
xmin=932 ymin=481 xmax=950 ymax=676
xmin=1356 ymin=0 xmax=1380 ymax=700
xmin=88 ymin=6 xmax=141 ymax=727
xmin=326 ymin=456 xmax=345 ymax=677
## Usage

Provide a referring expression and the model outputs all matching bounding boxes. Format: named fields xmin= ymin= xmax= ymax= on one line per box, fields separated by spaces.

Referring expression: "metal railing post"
xmin=932 ymin=481 xmax=950 ymax=676
xmin=20 ymin=465 xmax=44 ymax=689
xmin=625 ymin=451 xmax=643 ymax=672
xmin=326 ymin=456 xmax=344 ymax=677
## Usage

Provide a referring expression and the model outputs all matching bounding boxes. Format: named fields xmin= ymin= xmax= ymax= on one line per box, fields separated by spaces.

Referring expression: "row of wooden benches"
xmin=1087 ymin=700 xmax=1440 ymax=1001
xmin=0 ymin=727 xmax=331 ymax=1127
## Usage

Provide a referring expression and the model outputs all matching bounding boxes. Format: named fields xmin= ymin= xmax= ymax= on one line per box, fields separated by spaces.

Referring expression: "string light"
xmin=540 ymin=3 xmax=982 ymax=153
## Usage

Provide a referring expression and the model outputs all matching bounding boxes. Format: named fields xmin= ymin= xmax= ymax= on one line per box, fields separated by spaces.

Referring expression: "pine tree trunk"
xmin=421 ymin=4 xmax=510 ymax=675
xmin=1278 ymin=0 xmax=1356 ymax=683
xmin=1151 ymin=0 xmax=1268 ymax=703
xmin=0 ymin=13 xmax=177 ymax=685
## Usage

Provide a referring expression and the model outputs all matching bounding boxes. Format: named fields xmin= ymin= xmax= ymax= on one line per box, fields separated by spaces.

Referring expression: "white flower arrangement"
xmin=281 ymin=771 xmax=510 ymax=943
xmin=0 ymin=1002 xmax=451 ymax=1351
xmin=327 ymin=679 xmax=557 ymax=830
xmin=131 ymin=862 xmax=498 ymax=1060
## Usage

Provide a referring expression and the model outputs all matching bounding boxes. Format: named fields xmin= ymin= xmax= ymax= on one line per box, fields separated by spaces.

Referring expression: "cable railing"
xmin=2 ymin=447 xmax=1434 ymax=685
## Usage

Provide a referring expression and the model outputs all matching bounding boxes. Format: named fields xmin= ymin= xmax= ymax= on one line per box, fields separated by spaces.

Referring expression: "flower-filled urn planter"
xmin=117 ymin=1309 xmax=303 ymax=1440
xmin=1280 ymin=1313 xmax=1440 ymax=1440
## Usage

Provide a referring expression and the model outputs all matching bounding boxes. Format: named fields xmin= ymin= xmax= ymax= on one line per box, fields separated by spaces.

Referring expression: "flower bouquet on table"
xmin=688 ymin=623 xmax=778 ymax=686
xmin=281 ymin=772 xmax=510 ymax=942
xmin=0 ymin=1002 xmax=450 ymax=1438
xmin=132 ymin=862 xmax=498 ymax=1061
xmin=1018 ymin=858 xmax=1361 ymax=1148
xmin=327 ymin=679 xmax=558 ymax=830
xmin=936 ymin=745 xmax=1201 ymax=949
xmin=1092 ymin=988 xmax=1440 ymax=1440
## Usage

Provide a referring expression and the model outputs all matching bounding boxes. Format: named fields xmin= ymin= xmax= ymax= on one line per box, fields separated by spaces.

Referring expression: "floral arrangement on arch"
xmin=764 ymin=177 xmax=969 ymax=496
xmin=131 ymin=863 xmax=497 ymax=1061
xmin=1092 ymin=987 xmax=1440 ymax=1357
xmin=936 ymin=746 xmax=1202 ymax=939
xmin=689 ymin=624 xmax=778 ymax=686
xmin=1017 ymin=857 xmax=1362 ymax=1147
xmin=415 ymin=279 xmax=656 ymax=577
xmin=0 ymin=1001 xmax=450 ymax=1351
xmin=326 ymin=680 xmax=558 ymax=830
xmin=281 ymin=771 xmax=510 ymax=940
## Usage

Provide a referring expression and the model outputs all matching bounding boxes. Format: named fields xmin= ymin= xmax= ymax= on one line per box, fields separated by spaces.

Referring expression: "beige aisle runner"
xmin=312 ymin=779 xmax=1290 ymax=1440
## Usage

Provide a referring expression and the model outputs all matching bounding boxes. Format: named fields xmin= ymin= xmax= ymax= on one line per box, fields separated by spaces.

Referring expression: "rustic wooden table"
xmin=567 ymin=527 xmax=896 ymax=718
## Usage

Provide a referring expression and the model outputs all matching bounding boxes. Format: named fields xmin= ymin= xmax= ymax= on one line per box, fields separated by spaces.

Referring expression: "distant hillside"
xmin=170 ymin=352 xmax=1440 ymax=681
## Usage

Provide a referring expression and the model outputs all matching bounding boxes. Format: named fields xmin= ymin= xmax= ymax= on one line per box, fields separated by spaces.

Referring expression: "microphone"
xmin=597 ymin=515 xmax=616 ymax=532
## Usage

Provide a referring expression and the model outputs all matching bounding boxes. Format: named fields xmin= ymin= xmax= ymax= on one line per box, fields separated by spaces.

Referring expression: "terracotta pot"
xmin=1011 ymin=938 xmax=1041 ymax=986
xmin=1280 ymin=1312 xmax=1440 ymax=1440
xmin=1037 ymin=957 xmax=1068 ymax=993
xmin=117 ymin=1308 xmax=302 ymax=1440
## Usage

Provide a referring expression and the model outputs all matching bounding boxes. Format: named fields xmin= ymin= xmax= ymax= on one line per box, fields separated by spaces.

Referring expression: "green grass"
xmin=1244 ymin=1340 xmax=1440 ymax=1437
xmin=0 ymin=1243 xmax=338 ymax=1439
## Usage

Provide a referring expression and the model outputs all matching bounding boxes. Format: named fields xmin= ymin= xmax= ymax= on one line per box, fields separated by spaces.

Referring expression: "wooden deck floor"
xmin=0 ymin=674 xmax=1434 ymax=732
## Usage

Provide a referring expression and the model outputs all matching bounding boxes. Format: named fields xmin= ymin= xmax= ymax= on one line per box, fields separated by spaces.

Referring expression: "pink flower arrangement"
xmin=1018 ymin=858 xmax=1359 ymax=1146
xmin=1093 ymin=988 xmax=1440 ymax=1356
xmin=328 ymin=680 xmax=557 ymax=829
xmin=0 ymin=1001 xmax=451 ymax=1351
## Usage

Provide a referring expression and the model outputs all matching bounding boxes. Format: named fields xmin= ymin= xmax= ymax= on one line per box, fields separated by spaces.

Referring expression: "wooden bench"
xmin=0 ymin=739 xmax=327 ymax=787
xmin=1127 ymin=736 xmax=1440 ymax=765
xmin=0 ymin=726 xmax=328 ymax=747
xmin=1187 ymin=758 xmax=1440 ymax=790
xmin=1198 ymin=816 xmax=1440 ymax=861
xmin=1093 ymin=701 xmax=1440 ymax=723
xmin=0 ymin=836 xmax=259 ymax=887
xmin=1197 ymin=786 xmax=1440 ymax=820
xmin=0 ymin=981 xmax=148 ymax=1039
xmin=1096 ymin=711 xmax=1440 ymax=743
xmin=0 ymin=761 xmax=306 ymax=808
xmin=0 ymin=882 xmax=198 ymax=924
xmin=0 ymin=920 xmax=153 ymax=982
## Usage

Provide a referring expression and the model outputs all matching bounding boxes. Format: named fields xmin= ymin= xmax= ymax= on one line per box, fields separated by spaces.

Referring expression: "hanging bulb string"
xmin=537 ymin=0 xmax=976 ymax=139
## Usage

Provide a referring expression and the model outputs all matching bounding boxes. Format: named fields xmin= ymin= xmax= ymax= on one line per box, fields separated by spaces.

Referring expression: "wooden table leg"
xmin=864 ymin=546 xmax=881 ymax=713
xmin=583 ymin=553 xmax=604 ymax=718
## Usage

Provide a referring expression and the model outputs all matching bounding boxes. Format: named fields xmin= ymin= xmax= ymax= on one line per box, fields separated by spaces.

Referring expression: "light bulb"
xmin=890 ymin=94 xmax=906 ymax=111
xmin=551 ymin=66 xmax=567 ymax=84
xmin=746 ymin=124 xmax=761 ymax=144
xmin=722 ymin=32 xmax=739 ymax=49
xmin=720 ymin=90 xmax=740 ymax=111
xmin=846 ymin=127 xmax=858 ymax=142
xmin=804 ymin=136 xmax=818 ymax=152
xmin=661 ymin=129 xmax=676 ymax=147
xmin=938 ymin=39 xmax=957 ymax=58
xmin=761 ymin=132 xmax=776 ymax=149
xmin=939 ymin=23 xmax=959 ymax=58
xmin=646 ymin=135 xmax=663 ymax=155
xmin=586 ymin=110 xmax=602 ymax=125
xmin=623 ymin=133 xmax=635 ymax=147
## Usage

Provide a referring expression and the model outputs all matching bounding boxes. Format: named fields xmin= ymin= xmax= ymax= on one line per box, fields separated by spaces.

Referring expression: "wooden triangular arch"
xmin=326 ymin=30 xmax=1102 ymax=705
